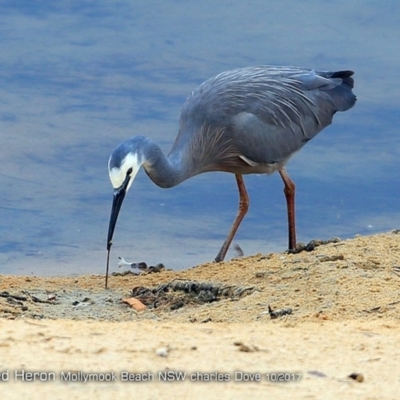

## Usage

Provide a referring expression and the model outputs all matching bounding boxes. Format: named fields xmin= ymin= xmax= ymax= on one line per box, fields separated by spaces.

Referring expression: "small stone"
xmin=239 ymin=344 xmax=251 ymax=352
xmin=348 ymin=372 xmax=364 ymax=382
xmin=239 ymin=343 xmax=258 ymax=352
xmin=307 ymin=370 xmax=327 ymax=378
xmin=156 ymin=347 xmax=169 ymax=357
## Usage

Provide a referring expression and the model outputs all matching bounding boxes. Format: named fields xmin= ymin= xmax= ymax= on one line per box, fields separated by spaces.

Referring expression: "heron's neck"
xmin=140 ymin=137 xmax=189 ymax=188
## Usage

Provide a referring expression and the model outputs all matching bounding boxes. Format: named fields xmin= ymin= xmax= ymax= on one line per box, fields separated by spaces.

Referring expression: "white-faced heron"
xmin=105 ymin=65 xmax=356 ymax=288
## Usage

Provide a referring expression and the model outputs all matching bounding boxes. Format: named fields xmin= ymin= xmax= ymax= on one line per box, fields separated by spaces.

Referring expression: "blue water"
xmin=0 ymin=1 xmax=399 ymax=275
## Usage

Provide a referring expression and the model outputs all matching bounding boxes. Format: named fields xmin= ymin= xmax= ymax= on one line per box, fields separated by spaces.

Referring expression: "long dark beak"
xmin=107 ymin=186 xmax=127 ymax=251
xmin=105 ymin=175 xmax=131 ymax=289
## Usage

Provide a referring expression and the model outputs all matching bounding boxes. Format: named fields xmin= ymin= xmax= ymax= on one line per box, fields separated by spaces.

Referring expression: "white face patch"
xmin=108 ymin=152 xmax=142 ymax=190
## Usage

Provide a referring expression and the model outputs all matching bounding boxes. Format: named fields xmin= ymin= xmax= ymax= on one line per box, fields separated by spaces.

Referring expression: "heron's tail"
xmin=330 ymin=70 xmax=355 ymax=89
xmin=327 ymin=70 xmax=357 ymax=112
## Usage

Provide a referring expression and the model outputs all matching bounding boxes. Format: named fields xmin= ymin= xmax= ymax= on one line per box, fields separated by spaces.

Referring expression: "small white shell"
xmin=156 ymin=347 xmax=169 ymax=357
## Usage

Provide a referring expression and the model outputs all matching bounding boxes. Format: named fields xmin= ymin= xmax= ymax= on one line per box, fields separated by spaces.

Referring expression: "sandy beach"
xmin=1 ymin=231 xmax=399 ymax=399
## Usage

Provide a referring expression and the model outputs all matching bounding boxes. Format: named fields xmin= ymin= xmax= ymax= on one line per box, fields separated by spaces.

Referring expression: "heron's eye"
xmin=127 ymin=168 xmax=133 ymax=176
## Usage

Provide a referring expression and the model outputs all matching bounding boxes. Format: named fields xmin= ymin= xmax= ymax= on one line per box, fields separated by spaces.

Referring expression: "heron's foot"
xmin=287 ymin=242 xmax=305 ymax=254
xmin=288 ymin=237 xmax=341 ymax=254
xmin=214 ymin=246 xmax=228 ymax=263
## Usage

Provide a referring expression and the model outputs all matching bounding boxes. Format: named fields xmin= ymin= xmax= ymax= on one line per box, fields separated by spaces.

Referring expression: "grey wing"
xmin=171 ymin=66 xmax=355 ymax=172
xmin=182 ymin=66 xmax=356 ymax=167
xmin=228 ymin=68 xmax=355 ymax=165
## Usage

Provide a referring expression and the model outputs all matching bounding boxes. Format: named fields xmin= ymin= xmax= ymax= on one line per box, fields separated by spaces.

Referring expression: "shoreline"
xmin=1 ymin=230 xmax=399 ymax=398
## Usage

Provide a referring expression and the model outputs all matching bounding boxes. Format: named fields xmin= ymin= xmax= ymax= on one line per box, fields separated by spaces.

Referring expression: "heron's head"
xmin=107 ymin=142 xmax=144 ymax=251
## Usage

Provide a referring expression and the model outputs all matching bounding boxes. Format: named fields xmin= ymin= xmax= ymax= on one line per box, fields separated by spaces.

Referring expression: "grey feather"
xmin=169 ymin=65 xmax=356 ymax=176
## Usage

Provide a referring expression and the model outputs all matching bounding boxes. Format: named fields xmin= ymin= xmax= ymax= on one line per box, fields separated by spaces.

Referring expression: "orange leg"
xmin=279 ymin=168 xmax=297 ymax=251
xmin=215 ymin=174 xmax=249 ymax=262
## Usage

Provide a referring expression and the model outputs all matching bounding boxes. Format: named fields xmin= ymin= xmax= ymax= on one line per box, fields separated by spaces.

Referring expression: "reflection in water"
xmin=0 ymin=1 xmax=399 ymax=275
